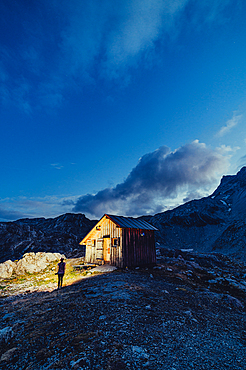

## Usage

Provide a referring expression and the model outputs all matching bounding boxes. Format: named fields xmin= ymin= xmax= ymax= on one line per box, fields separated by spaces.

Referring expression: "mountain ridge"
xmin=1 ymin=167 xmax=246 ymax=262
xmin=150 ymin=167 xmax=246 ymax=259
xmin=0 ymin=213 xmax=97 ymax=263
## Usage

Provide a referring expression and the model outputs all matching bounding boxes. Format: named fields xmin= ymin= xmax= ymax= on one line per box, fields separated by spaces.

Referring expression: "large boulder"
xmin=15 ymin=252 xmax=65 ymax=275
xmin=0 ymin=252 xmax=65 ymax=278
xmin=0 ymin=260 xmax=16 ymax=279
xmin=35 ymin=252 xmax=63 ymax=263
xmin=16 ymin=253 xmax=45 ymax=274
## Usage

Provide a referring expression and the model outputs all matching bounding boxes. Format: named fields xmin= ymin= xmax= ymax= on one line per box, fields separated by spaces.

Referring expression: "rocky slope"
xmin=150 ymin=167 xmax=246 ymax=260
xmin=0 ymin=251 xmax=246 ymax=370
xmin=0 ymin=213 xmax=97 ymax=263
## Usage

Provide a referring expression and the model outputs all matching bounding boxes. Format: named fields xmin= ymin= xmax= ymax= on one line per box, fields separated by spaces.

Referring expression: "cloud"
xmin=0 ymin=141 xmax=233 ymax=220
xmin=183 ymin=190 xmax=205 ymax=203
xmin=100 ymin=0 xmax=188 ymax=78
xmin=59 ymin=0 xmax=235 ymax=81
xmin=58 ymin=0 xmax=189 ymax=82
xmin=0 ymin=0 xmax=236 ymax=111
xmin=0 ymin=195 xmax=78 ymax=221
xmin=50 ymin=163 xmax=64 ymax=170
xmin=73 ymin=140 xmax=230 ymax=217
xmin=0 ymin=207 xmax=25 ymax=221
xmin=216 ymin=113 xmax=242 ymax=137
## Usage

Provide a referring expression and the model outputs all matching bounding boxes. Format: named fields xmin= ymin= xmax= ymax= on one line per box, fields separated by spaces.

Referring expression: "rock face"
xmin=149 ymin=167 xmax=246 ymax=260
xmin=0 ymin=213 xmax=97 ymax=263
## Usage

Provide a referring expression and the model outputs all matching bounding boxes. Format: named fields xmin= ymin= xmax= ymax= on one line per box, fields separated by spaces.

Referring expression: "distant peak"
xmin=237 ymin=166 xmax=246 ymax=176
xmin=219 ymin=167 xmax=246 ymax=185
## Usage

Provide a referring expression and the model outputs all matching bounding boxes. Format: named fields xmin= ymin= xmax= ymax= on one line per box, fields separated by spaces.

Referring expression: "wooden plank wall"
xmin=122 ymin=228 xmax=156 ymax=268
xmin=85 ymin=217 xmax=123 ymax=267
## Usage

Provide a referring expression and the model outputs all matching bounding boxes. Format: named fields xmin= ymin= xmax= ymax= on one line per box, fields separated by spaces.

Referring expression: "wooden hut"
xmin=80 ymin=214 xmax=157 ymax=268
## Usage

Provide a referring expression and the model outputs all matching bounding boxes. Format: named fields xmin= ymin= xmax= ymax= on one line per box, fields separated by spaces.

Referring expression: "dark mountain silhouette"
xmin=0 ymin=213 xmax=97 ymax=263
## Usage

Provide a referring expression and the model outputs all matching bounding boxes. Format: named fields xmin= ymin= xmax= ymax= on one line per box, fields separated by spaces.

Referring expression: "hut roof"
xmin=105 ymin=214 xmax=158 ymax=230
xmin=80 ymin=214 xmax=158 ymax=244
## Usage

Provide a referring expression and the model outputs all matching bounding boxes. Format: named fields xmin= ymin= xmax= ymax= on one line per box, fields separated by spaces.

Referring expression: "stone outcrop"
xmin=0 ymin=252 xmax=65 ymax=279
xmin=0 ymin=260 xmax=16 ymax=279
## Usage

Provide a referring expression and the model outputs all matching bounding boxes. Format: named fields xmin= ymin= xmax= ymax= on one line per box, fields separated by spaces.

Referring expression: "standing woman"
xmin=57 ymin=257 xmax=66 ymax=289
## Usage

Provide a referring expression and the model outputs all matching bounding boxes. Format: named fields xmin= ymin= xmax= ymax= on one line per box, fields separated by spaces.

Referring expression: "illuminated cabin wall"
xmin=84 ymin=216 xmax=123 ymax=267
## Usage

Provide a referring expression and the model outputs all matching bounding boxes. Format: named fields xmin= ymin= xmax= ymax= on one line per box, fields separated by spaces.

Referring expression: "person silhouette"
xmin=57 ymin=257 xmax=66 ymax=289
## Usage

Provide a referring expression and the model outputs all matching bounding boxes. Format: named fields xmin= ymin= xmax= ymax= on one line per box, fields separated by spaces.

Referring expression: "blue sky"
xmin=1 ymin=0 xmax=246 ymax=221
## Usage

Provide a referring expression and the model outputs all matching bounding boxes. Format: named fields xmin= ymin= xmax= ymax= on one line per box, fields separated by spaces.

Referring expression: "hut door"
xmin=96 ymin=239 xmax=103 ymax=261
xmin=103 ymin=238 xmax=111 ymax=263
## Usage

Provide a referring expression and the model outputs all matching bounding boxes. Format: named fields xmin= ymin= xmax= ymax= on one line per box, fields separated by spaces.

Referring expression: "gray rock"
xmin=0 ymin=347 xmax=18 ymax=363
xmin=221 ymin=295 xmax=244 ymax=309
xmin=0 ymin=327 xmax=14 ymax=345
xmin=131 ymin=345 xmax=149 ymax=359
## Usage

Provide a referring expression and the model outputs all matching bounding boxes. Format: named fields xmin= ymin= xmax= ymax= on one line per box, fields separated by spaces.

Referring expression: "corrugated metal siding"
xmin=106 ymin=214 xmax=158 ymax=231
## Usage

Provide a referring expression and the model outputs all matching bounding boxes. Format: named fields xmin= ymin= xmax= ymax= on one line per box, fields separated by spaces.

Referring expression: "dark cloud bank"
xmin=72 ymin=141 xmax=228 ymax=217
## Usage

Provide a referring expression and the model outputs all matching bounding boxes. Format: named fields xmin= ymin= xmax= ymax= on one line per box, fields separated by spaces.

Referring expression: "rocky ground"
xmin=1 ymin=250 xmax=246 ymax=370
